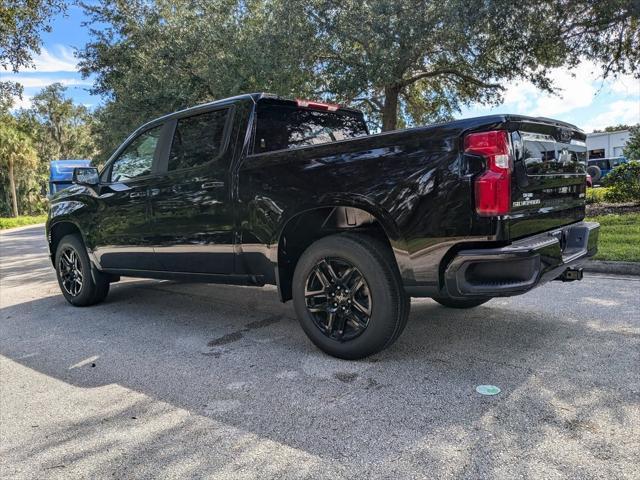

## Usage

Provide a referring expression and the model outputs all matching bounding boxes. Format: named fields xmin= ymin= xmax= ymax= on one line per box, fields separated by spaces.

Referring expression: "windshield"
xmin=253 ymin=101 xmax=368 ymax=154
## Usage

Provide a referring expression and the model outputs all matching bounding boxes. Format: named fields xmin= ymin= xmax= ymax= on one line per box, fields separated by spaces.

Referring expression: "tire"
xmin=586 ymin=165 xmax=602 ymax=183
xmin=432 ymin=296 xmax=491 ymax=309
xmin=55 ymin=234 xmax=110 ymax=306
xmin=292 ymin=233 xmax=410 ymax=360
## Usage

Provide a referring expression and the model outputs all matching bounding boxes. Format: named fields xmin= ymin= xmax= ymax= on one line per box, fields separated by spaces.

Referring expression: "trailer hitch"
xmin=557 ymin=267 xmax=583 ymax=282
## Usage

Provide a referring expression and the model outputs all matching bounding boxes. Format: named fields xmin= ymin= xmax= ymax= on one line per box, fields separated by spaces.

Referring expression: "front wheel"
xmin=292 ymin=233 xmax=409 ymax=360
xmin=55 ymin=234 xmax=110 ymax=306
xmin=432 ymin=296 xmax=491 ymax=309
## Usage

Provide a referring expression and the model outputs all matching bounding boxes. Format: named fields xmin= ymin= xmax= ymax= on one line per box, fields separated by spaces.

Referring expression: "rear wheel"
xmin=432 ymin=296 xmax=491 ymax=309
xmin=55 ymin=234 xmax=110 ymax=306
xmin=292 ymin=233 xmax=409 ymax=359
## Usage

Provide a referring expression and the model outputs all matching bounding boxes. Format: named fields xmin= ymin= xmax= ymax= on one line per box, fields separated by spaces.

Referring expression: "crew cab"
xmin=46 ymin=93 xmax=599 ymax=359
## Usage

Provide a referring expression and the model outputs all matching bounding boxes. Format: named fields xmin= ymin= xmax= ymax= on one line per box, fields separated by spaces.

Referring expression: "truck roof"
xmin=139 ymin=93 xmax=363 ymax=131
xmin=131 ymin=93 xmax=583 ymax=145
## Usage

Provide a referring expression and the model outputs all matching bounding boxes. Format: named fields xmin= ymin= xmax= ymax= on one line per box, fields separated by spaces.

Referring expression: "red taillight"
xmin=296 ymin=99 xmax=340 ymax=111
xmin=464 ymin=130 xmax=511 ymax=217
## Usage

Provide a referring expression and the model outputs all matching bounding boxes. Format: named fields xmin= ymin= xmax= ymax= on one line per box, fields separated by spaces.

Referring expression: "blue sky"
xmin=3 ymin=5 xmax=639 ymax=132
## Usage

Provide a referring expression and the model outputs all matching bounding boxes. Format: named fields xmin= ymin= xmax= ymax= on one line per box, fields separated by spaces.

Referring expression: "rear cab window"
xmin=253 ymin=99 xmax=368 ymax=154
xmin=168 ymin=108 xmax=230 ymax=172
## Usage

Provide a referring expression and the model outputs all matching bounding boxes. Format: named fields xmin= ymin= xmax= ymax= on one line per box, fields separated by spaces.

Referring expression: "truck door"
xmin=92 ymin=124 xmax=166 ymax=271
xmin=148 ymin=107 xmax=236 ymax=274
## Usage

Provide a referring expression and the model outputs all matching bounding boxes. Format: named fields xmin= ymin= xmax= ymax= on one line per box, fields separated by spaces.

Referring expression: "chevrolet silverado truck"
xmin=46 ymin=93 xmax=599 ymax=359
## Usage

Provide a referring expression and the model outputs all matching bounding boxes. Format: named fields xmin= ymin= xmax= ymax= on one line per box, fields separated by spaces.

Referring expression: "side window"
xmin=110 ymin=126 xmax=162 ymax=182
xmin=168 ymin=109 xmax=229 ymax=171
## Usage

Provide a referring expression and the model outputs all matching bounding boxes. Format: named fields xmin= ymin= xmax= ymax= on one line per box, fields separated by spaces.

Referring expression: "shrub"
xmin=603 ymin=161 xmax=640 ymax=203
xmin=585 ymin=187 xmax=608 ymax=204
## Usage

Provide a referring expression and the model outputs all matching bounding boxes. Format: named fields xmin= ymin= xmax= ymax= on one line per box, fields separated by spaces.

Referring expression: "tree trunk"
xmin=381 ymin=85 xmax=400 ymax=131
xmin=8 ymin=159 xmax=19 ymax=217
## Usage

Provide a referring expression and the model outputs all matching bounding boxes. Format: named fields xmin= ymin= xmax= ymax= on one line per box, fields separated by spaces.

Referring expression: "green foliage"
xmin=588 ymin=213 xmax=640 ymax=262
xmin=0 ymin=0 xmax=66 ymax=104
xmin=624 ymin=125 xmax=640 ymax=160
xmin=19 ymin=83 xmax=98 ymax=162
xmin=0 ymin=84 xmax=96 ymax=216
xmin=586 ymin=187 xmax=609 ymax=204
xmin=0 ymin=214 xmax=47 ymax=230
xmin=602 ymin=161 xmax=640 ymax=203
xmin=0 ymin=114 xmax=39 ymax=216
xmin=79 ymin=0 xmax=323 ymax=161
xmin=79 ymin=0 xmax=640 ymax=142
xmin=592 ymin=124 xmax=634 ymax=133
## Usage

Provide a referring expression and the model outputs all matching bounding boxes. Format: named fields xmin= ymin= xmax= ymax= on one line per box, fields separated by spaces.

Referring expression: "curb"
xmin=583 ymin=260 xmax=640 ymax=276
xmin=0 ymin=223 xmax=45 ymax=234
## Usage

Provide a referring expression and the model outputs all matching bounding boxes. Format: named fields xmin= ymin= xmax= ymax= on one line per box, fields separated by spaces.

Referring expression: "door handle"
xmin=201 ymin=181 xmax=225 ymax=189
xmin=129 ymin=191 xmax=147 ymax=198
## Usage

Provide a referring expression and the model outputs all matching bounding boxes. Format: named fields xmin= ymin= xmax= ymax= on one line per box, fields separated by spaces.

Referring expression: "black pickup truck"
xmin=46 ymin=93 xmax=599 ymax=359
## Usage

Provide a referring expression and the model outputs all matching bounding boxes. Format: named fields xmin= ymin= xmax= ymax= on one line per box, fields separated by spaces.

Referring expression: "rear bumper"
xmin=443 ymin=221 xmax=599 ymax=298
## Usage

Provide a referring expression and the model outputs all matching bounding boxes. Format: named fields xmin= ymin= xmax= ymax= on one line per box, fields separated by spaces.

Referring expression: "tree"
xmin=79 ymin=0 xmax=323 ymax=160
xmin=0 ymin=0 xmax=66 ymax=103
xmin=624 ymin=125 xmax=640 ymax=160
xmin=24 ymin=83 xmax=97 ymax=161
xmin=593 ymin=124 xmax=635 ymax=133
xmin=79 ymin=0 xmax=640 ymax=156
xmin=0 ymin=84 xmax=97 ymax=216
xmin=0 ymin=115 xmax=38 ymax=217
xmin=312 ymin=0 xmax=640 ymax=130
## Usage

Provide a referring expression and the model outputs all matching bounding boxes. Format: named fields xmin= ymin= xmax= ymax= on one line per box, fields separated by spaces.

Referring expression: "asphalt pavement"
xmin=1 ymin=225 xmax=638 ymax=479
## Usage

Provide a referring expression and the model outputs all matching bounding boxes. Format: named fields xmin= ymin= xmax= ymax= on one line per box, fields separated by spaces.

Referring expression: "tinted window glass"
xmin=254 ymin=102 xmax=368 ymax=154
xmin=168 ymin=109 xmax=229 ymax=171
xmin=110 ymin=126 xmax=162 ymax=182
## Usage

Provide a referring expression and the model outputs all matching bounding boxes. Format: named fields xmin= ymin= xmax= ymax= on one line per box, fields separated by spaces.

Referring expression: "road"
xmin=1 ymin=225 xmax=638 ymax=479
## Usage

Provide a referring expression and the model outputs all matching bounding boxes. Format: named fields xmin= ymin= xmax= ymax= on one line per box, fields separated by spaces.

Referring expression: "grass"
xmin=587 ymin=212 xmax=640 ymax=262
xmin=0 ymin=215 xmax=47 ymax=230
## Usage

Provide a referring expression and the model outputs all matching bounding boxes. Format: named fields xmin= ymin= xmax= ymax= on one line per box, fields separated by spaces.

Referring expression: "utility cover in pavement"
xmin=476 ymin=385 xmax=501 ymax=395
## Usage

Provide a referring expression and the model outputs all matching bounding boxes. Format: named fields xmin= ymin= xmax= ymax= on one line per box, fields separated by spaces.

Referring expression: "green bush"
xmin=585 ymin=187 xmax=608 ymax=204
xmin=0 ymin=215 xmax=47 ymax=229
xmin=603 ymin=161 xmax=640 ymax=203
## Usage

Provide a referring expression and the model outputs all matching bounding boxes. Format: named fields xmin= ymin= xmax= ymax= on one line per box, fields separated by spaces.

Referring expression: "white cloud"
xmin=21 ymin=45 xmax=78 ymax=72
xmin=500 ymin=62 xmax=600 ymax=117
xmin=607 ymin=73 xmax=640 ymax=97
xmin=9 ymin=75 xmax=90 ymax=89
xmin=471 ymin=61 xmax=638 ymax=122
xmin=9 ymin=95 xmax=33 ymax=111
xmin=581 ymin=100 xmax=640 ymax=133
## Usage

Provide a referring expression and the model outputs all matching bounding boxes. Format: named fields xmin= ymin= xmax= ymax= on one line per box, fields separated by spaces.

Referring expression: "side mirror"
xmin=72 ymin=167 xmax=100 ymax=186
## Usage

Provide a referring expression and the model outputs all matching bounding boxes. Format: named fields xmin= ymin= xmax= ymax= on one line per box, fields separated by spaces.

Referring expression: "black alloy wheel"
xmin=58 ymin=246 xmax=84 ymax=296
xmin=304 ymin=257 xmax=372 ymax=341
xmin=55 ymin=234 xmax=110 ymax=306
xmin=292 ymin=233 xmax=410 ymax=359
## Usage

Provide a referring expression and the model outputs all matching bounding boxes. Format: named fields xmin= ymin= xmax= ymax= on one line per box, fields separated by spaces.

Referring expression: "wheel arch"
xmin=48 ymin=220 xmax=84 ymax=266
xmin=275 ymin=205 xmax=407 ymax=302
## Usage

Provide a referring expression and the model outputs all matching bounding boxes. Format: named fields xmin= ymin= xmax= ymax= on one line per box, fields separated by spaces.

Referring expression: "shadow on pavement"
xmin=1 ymin=278 xmax=638 ymax=478
xmin=1 ymin=225 xmax=637 ymax=478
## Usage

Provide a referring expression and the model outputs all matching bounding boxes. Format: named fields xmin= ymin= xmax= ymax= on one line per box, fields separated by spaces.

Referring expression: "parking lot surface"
xmin=1 ymin=225 xmax=638 ymax=479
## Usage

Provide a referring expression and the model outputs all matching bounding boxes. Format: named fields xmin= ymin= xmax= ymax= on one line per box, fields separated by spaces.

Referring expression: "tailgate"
xmin=508 ymin=120 xmax=587 ymax=239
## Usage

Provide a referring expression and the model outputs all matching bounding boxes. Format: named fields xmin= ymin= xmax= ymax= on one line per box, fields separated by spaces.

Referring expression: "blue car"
xmin=586 ymin=157 xmax=628 ymax=184
xmin=49 ymin=159 xmax=92 ymax=196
